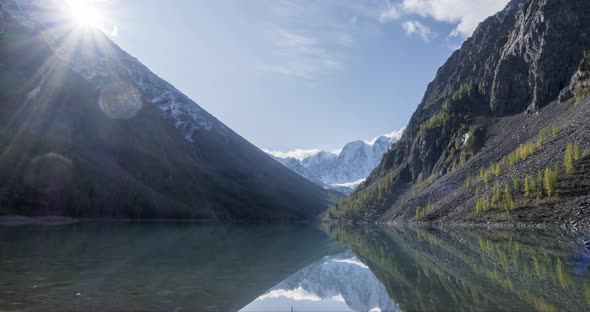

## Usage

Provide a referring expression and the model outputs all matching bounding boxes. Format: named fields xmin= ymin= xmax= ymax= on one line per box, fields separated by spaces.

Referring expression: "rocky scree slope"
xmin=0 ymin=1 xmax=339 ymax=221
xmin=327 ymin=0 xmax=590 ymax=226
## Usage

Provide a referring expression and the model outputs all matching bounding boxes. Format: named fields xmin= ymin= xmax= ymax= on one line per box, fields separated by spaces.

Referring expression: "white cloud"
xmin=376 ymin=0 xmax=510 ymax=38
xmin=400 ymin=0 xmax=510 ymax=37
xmin=263 ymin=148 xmax=322 ymax=160
xmin=379 ymin=3 xmax=402 ymax=23
xmin=260 ymin=28 xmax=341 ymax=79
xmin=402 ymin=20 xmax=435 ymax=42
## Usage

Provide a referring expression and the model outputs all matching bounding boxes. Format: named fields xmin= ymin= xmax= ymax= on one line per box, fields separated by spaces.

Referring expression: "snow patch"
xmin=1 ymin=1 xmax=222 ymax=143
xmin=26 ymin=85 xmax=41 ymax=100
xmin=258 ymin=287 xmax=322 ymax=302
xmin=333 ymin=178 xmax=366 ymax=189
xmin=266 ymin=131 xmax=399 ymax=188
xmin=263 ymin=148 xmax=324 ymax=161
xmin=364 ymin=127 xmax=405 ymax=145
xmin=333 ymin=257 xmax=369 ymax=269
xmin=461 ymin=132 xmax=471 ymax=148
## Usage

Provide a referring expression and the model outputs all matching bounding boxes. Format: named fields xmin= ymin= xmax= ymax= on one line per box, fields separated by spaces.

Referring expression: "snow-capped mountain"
xmin=268 ymin=130 xmax=403 ymax=194
xmin=241 ymin=251 xmax=400 ymax=312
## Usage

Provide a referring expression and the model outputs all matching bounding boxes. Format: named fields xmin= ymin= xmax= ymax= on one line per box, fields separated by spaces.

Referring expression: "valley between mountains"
xmin=1 ymin=0 xmax=590 ymax=227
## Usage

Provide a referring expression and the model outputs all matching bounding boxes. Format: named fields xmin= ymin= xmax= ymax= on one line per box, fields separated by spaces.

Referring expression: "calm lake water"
xmin=0 ymin=223 xmax=589 ymax=311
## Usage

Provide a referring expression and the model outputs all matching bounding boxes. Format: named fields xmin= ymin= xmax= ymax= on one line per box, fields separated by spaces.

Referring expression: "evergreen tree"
xmin=483 ymin=196 xmax=490 ymax=211
xmin=564 ymin=143 xmax=575 ymax=175
xmin=494 ymin=163 xmax=501 ymax=176
xmin=512 ymin=174 xmax=520 ymax=193
xmin=551 ymin=126 xmax=560 ymax=138
xmin=503 ymin=184 xmax=514 ymax=211
xmin=524 ymin=173 xmax=533 ymax=198
xmin=492 ymin=181 xmax=501 ymax=205
xmin=536 ymin=170 xmax=544 ymax=196
xmin=543 ymin=168 xmax=555 ymax=197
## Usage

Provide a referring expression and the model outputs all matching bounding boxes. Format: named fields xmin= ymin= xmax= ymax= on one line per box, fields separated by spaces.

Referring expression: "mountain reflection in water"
xmin=241 ymin=251 xmax=399 ymax=312
xmin=1 ymin=223 xmax=589 ymax=311
xmin=326 ymin=225 xmax=590 ymax=312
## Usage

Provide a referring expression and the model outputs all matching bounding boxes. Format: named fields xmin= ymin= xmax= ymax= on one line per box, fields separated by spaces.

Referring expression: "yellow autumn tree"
xmin=543 ymin=168 xmax=557 ymax=197
xmin=503 ymin=184 xmax=514 ymax=211
xmin=492 ymin=181 xmax=502 ymax=205
xmin=564 ymin=143 xmax=575 ymax=175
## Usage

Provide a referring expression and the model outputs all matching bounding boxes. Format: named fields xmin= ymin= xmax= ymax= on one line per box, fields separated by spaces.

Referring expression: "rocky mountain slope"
xmin=0 ymin=1 xmax=339 ymax=221
xmin=270 ymin=134 xmax=399 ymax=194
xmin=327 ymin=0 xmax=590 ymax=226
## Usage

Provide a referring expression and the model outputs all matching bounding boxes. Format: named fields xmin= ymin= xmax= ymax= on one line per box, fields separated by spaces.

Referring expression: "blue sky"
xmin=91 ymin=0 xmax=509 ymax=153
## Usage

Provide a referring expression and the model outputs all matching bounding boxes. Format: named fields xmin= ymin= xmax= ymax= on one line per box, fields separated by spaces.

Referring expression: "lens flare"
xmin=98 ymin=83 xmax=142 ymax=119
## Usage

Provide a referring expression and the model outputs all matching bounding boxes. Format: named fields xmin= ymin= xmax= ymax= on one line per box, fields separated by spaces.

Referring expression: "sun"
xmin=67 ymin=1 xmax=104 ymax=28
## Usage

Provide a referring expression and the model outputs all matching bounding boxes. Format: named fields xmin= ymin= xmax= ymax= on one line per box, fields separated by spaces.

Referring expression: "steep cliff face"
xmin=328 ymin=0 xmax=590 ymax=223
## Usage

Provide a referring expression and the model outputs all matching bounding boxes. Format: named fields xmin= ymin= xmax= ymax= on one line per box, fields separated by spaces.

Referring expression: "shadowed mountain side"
xmin=0 ymin=224 xmax=344 ymax=311
xmin=0 ymin=2 xmax=341 ymax=221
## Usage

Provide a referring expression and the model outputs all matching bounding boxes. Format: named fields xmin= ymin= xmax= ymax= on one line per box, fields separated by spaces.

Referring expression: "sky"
xmin=84 ymin=0 xmax=509 ymax=153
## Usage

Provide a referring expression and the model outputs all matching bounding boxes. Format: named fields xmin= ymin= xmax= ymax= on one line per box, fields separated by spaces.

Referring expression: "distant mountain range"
xmin=0 ymin=0 xmax=339 ymax=220
xmin=266 ymin=130 xmax=403 ymax=194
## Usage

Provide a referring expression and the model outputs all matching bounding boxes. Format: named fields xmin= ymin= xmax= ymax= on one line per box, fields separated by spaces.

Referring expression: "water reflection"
xmin=0 ymin=223 xmax=342 ymax=311
xmin=326 ymin=225 xmax=590 ymax=312
xmin=242 ymin=251 xmax=399 ymax=312
xmin=1 ymin=223 xmax=589 ymax=311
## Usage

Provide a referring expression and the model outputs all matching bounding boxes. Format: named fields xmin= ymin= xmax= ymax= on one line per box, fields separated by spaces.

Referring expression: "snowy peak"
xmin=0 ymin=0 xmax=337 ymax=220
xmin=267 ymin=131 xmax=401 ymax=193
xmin=1 ymin=0 xmax=225 ymax=143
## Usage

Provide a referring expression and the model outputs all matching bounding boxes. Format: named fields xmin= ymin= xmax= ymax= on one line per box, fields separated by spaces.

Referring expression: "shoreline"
xmin=1 ymin=215 xmax=589 ymax=231
xmin=0 ymin=215 xmax=315 ymax=226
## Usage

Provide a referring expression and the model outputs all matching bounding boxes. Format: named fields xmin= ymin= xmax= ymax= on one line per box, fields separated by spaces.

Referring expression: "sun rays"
xmin=0 ymin=0 xmax=129 ymax=171
xmin=66 ymin=0 xmax=104 ymax=29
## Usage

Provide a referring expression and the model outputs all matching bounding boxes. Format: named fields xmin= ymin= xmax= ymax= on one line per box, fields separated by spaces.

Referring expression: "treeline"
xmin=419 ymin=82 xmax=474 ymax=135
xmin=328 ymin=171 xmax=396 ymax=219
xmin=473 ymin=141 xmax=586 ymax=214
xmin=415 ymin=203 xmax=435 ymax=221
